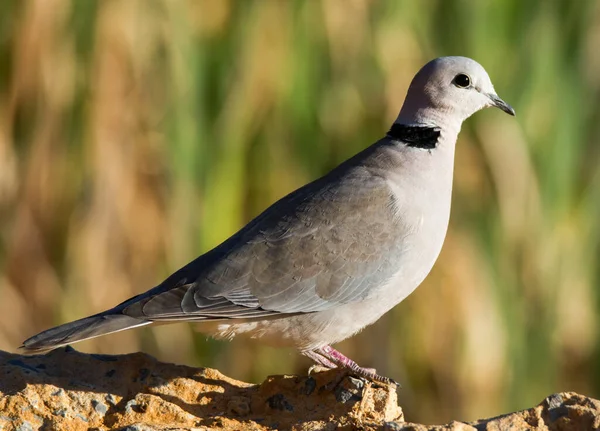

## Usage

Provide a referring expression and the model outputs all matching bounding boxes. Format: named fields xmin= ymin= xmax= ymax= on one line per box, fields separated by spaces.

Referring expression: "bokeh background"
xmin=1 ymin=0 xmax=600 ymax=424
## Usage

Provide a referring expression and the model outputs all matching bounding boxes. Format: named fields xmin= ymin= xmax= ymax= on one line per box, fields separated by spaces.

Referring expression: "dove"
xmin=22 ymin=56 xmax=515 ymax=385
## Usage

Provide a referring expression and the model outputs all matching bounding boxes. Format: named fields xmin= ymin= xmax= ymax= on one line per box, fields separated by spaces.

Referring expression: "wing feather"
xmin=122 ymin=147 xmax=407 ymax=322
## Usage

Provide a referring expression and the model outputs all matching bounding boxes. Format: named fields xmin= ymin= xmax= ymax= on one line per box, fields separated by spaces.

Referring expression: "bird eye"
xmin=453 ymin=73 xmax=471 ymax=88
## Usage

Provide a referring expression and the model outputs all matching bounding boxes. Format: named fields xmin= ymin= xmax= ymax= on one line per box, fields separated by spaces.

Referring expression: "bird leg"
xmin=315 ymin=345 xmax=399 ymax=386
xmin=303 ymin=349 xmax=338 ymax=369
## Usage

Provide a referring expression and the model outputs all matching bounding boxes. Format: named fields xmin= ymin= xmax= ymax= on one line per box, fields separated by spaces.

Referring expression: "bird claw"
xmin=307 ymin=364 xmax=333 ymax=375
xmin=350 ymin=367 xmax=401 ymax=388
xmin=310 ymin=345 xmax=401 ymax=388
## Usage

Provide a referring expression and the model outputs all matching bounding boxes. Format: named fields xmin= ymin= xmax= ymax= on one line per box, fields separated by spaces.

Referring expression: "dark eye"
xmin=453 ymin=73 xmax=471 ymax=88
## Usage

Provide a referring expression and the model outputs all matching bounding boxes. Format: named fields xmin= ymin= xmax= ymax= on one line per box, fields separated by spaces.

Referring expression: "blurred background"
xmin=1 ymin=0 xmax=599 ymax=424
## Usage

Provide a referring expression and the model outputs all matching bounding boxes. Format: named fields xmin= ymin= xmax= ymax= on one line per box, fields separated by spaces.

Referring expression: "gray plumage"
xmin=22 ymin=57 xmax=515 ymax=384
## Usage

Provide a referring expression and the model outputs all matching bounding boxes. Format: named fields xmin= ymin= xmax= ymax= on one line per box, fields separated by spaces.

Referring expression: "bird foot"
xmin=313 ymin=345 xmax=400 ymax=387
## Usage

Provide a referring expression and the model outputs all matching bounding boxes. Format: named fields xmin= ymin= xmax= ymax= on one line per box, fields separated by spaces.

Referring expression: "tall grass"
xmin=0 ymin=0 xmax=598 ymax=423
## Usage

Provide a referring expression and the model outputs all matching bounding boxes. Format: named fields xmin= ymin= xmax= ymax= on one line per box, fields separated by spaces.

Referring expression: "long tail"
xmin=20 ymin=313 xmax=151 ymax=354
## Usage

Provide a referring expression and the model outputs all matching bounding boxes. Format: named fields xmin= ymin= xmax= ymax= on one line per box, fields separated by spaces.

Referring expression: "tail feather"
xmin=20 ymin=313 xmax=151 ymax=354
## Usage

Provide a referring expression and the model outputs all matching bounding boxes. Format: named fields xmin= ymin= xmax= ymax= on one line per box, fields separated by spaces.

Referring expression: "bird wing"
xmin=122 ymin=149 xmax=406 ymax=321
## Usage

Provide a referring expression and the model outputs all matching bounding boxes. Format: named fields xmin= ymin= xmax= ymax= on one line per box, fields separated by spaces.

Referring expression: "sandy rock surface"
xmin=0 ymin=348 xmax=597 ymax=430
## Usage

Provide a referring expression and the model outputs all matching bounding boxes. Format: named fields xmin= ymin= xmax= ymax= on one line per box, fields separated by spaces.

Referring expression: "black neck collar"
xmin=386 ymin=124 xmax=441 ymax=150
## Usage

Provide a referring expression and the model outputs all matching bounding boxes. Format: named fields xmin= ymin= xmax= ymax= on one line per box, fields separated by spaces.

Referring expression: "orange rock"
xmin=0 ymin=348 xmax=598 ymax=430
xmin=0 ymin=347 xmax=401 ymax=430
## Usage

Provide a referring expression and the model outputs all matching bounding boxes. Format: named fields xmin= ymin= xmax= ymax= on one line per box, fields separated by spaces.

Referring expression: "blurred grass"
xmin=0 ymin=0 xmax=599 ymax=423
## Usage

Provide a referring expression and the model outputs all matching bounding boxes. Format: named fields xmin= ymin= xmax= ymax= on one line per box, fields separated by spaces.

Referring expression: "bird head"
xmin=397 ymin=56 xmax=515 ymax=127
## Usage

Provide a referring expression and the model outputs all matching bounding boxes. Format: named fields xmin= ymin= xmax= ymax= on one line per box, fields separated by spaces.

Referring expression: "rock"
xmin=0 ymin=348 xmax=401 ymax=430
xmin=467 ymin=392 xmax=600 ymax=430
xmin=0 ymin=348 xmax=597 ymax=430
xmin=388 ymin=392 xmax=600 ymax=431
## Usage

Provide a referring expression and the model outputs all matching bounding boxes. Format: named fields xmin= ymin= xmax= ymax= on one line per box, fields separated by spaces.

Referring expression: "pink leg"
xmin=316 ymin=345 xmax=399 ymax=386
xmin=303 ymin=350 xmax=338 ymax=369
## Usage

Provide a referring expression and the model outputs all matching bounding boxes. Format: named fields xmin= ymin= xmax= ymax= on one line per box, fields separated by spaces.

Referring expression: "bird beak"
xmin=487 ymin=93 xmax=515 ymax=116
